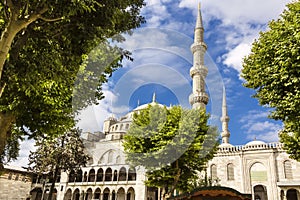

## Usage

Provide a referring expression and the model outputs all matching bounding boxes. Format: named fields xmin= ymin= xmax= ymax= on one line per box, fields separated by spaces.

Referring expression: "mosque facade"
xmin=36 ymin=4 xmax=300 ymax=200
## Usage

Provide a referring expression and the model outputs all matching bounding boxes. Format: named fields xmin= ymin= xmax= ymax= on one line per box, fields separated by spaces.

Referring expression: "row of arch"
xmin=69 ymin=167 xmax=136 ymax=183
xmin=64 ymin=187 xmax=135 ymax=200
xmin=280 ymin=189 xmax=299 ymax=200
xmin=210 ymin=160 xmax=294 ymax=181
xmin=110 ymin=123 xmax=130 ymax=132
xmin=7 ymin=172 xmax=30 ymax=182
xmin=253 ymin=185 xmax=299 ymax=200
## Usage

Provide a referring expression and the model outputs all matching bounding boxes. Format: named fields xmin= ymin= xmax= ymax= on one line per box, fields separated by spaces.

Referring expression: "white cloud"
xmin=142 ymin=0 xmax=171 ymax=27
xmin=9 ymin=138 xmax=36 ymax=167
xmin=178 ymin=0 xmax=292 ymax=74
xmin=222 ymin=43 xmax=252 ymax=73
xmin=240 ymin=110 xmax=283 ymax=143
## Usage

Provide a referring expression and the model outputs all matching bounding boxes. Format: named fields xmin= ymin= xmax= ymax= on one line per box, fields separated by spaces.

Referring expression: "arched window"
xmin=69 ymin=170 xmax=75 ymax=182
xmin=227 ymin=163 xmax=234 ymax=180
xmin=64 ymin=189 xmax=72 ymax=200
xmin=94 ymin=188 xmax=101 ymax=199
xmin=119 ymin=167 xmax=127 ymax=181
xmin=8 ymin=173 xmax=12 ymax=180
xmin=128 ymin=167 xmax=136 ymax=181
xmin=73 ymin=188 xmax=80 ymax=200
xmin=254 ymin=185 xmax=267 ymax=200
xmin=117 ymin=188 xmax=125 ymax=200
xmin=103 ymin=188 xmax=110 ymax=200
xmin=105 ymin=168 xmax=112 ymax=181
xmin=96 ymin=168 xmax=103 ymax=182
xmin=75 ymin=169 xmax=83 ymax=182
xmin=127 ymin=187 xmax=135 ymax=200
xmin=112 ymin=191 xmax=116 ymax=200
xmin=88 ymin=169 xmax=95 ymax=182
xmin=83 ymin=171 xmax=87 ymax=182
xmin=287 ymin=189 xmax=298 ymax=200
xmin=210 ymin=164 xmax=217 ymax=180
xmin=284 ymin=160 xmax=293 ymax=179
xmin=86 ymin=188 xmax=93 ymax=200
xmin=113 ymin=170 xmax=118 ymax=181
xmin=126 ymin=124 xmax=129 ymax=129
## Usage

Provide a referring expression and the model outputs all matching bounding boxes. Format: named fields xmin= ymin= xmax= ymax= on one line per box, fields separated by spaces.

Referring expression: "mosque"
xmin=36 ymin=4 xmax=300 ymax=200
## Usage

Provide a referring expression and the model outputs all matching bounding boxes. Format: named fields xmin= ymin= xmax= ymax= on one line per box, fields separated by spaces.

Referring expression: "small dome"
xmin=245 ymin=140 xmax=266 ymax=146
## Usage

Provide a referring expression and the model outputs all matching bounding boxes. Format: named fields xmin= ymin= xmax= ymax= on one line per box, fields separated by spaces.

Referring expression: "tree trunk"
xmin=0 ymin=112 xmax=15 ymax=169
xmin=48 ymin=165 xmax=59 ymax=200
xmin=0 ymin=7 xmax=48 ymax=84
xmin=0 ymin=19 xmax=21 ymax=82
xmin=169 ymin=160 xmax=181 ymax=197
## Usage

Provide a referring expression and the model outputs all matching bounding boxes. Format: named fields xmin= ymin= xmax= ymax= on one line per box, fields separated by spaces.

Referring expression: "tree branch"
xmin=0 ymin=82 xmax=6 ymax=98
xmin=6 ymin=0 xmax=17 ymax=20
xmin=39 ymin=16 xmax=64 ymax=22
xmin=6 ymin=0 xmax=15 ymax=11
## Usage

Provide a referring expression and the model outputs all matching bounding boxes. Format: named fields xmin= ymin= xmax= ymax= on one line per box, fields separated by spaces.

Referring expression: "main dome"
xmin=245 ymin=140 xmax=266 ymax=146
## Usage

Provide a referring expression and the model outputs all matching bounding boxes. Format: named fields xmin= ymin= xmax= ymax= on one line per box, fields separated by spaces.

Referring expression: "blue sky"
xmin=77 ymin=0 xmax=291 ymax=144
xmin=12 ymin=0 xmax=292 ymax=167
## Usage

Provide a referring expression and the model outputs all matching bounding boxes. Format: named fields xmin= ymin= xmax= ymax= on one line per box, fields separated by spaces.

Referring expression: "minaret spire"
xmin=152 ymin=92 xmax=156 ymax=103
xmin=196 ymin=3 xmax=204 ymax=32
xmin=189 ymin=3 xmax=209 ymax=109
xmin=221 ymin=87 xmax=230 ymax=144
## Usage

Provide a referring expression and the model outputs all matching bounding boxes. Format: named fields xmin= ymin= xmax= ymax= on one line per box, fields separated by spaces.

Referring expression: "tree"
xmin=28 ymin=128 xmax=90 ymax=200
xmin=0 ymin=0 xmax=145 ymax=166
xmin=241 ymin=1 xmax=300 ymax=161
xmin=123 ymin=105 xmax=218 ymax=199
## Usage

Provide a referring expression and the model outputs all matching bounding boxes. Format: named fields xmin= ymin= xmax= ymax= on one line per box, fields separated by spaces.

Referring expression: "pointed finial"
xmin=152 ymin=92 xmax=156 ymax=103
xmin=196 ymin=2 xmax=204 ymax=29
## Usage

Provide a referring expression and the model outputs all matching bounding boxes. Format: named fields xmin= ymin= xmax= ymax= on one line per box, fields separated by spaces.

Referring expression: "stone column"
xmin=283 ymin=189 xmax=287 ymax=200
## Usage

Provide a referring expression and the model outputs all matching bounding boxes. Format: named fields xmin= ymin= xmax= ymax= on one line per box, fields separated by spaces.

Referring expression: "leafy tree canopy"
xmin=242 ymin=1 xmax=300 ymax=160
xmin=123 ymin=105 xmax=218 ymax=198
xmin=0 ymin=0 xmax=145 ymax=165
xmin=28 ymin=128 xmax=90 ymax=200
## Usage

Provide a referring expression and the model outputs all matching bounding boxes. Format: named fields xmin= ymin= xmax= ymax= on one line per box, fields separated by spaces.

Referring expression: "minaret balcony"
xmin=220 ymin=115 xmax=230 ymax=122
xmin=189 ymin=93 xmax=209 ymax=105
xmin=191 ymin=42 xmax=207 ymax=53
xmin=190 ymin=66 xmax=208 ymax=77
xmin=221 ymin=131 xmax=230 ymax=138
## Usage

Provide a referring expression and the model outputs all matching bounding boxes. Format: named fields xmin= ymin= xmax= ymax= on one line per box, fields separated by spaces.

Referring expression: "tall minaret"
xmin=221 ymin=87 xmax=230 ymax=144
xmin=189 ymin=3 xmax=209 ymax=109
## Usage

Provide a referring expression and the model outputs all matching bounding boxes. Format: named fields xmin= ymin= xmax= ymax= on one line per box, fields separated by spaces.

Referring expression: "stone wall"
xmin=0 ymin=166 xmax=33 ymax=200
